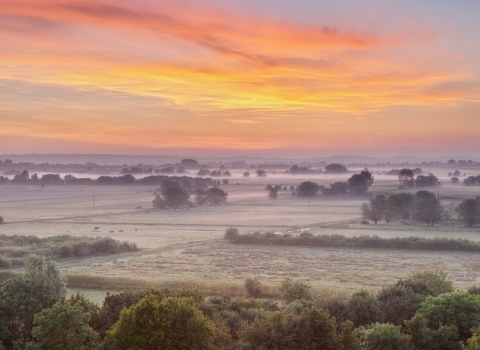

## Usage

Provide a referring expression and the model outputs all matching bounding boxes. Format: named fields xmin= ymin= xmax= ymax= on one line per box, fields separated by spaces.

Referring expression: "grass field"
xmin=1 ymin=167 xmax=480 ymax=298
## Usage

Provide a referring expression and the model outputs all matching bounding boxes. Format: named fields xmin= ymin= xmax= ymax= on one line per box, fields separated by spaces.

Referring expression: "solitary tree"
xmin=256 ymin=169 xmax=267 ymax=177
xmin=456 ymin=198 xmax=480 ymax=227
xmin=398 ymin=169 xmax=414 ymax=188
xmin=269 ymin=188 xmax=278 ymax=199
xmin=348 ymin=171 xmax=374 ymax=195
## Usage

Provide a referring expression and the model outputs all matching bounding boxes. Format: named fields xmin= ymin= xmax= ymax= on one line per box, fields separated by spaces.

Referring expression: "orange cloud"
xmin=0 ymin=0 xmax=479 ymax=153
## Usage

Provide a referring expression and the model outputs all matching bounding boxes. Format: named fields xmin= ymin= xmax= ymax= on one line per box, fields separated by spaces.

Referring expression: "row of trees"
xmin=4 ymin=255 xmax=480 ymax=350
xmin=152 ymin=180 xmax=228 ymax=209
xmin=286 ymin=171 xmax=375 ymax=200
xmin=0 ymin=171 xmax=218 ymax=188
xmin=362 ymin=191 xmax=480 ymax=226
xmin=464 ymin=175 xmax=480 ymax=186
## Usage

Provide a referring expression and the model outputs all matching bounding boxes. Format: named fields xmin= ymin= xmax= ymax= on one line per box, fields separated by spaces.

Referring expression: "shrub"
xmin=224 ymin=227 xmax=239 ymax=240
xmin=244 ymin=277 xmax=262 ymax=298
xmin=0 ymin=255 xmax=12 ymax=268
xmin=0 ymin=216 xmax=3 ymax=224
xmin=279 ymin=278 xmax=313 ymax=303
xmin=358 ymin=323 xmax=414 ymax=350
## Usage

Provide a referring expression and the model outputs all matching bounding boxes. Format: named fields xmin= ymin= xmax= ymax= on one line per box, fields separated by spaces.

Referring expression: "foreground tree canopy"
xmin=2 ymin=253 xmax=480 ymax=350
xmin=107 ymin=295 xmax=214 ymax=350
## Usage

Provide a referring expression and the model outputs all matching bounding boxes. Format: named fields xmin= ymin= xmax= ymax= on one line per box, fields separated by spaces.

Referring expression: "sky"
xmin=0 ymin=0 xmax=479 ymax=157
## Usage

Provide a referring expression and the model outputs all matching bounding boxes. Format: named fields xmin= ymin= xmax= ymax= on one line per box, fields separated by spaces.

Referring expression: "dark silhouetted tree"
xmin=456 ymin=198 xmax=480 ymax=227
xmin=398 ymin=169 xmax=414 ymax=188
xmin=412 ymin=191 xmax=443 ymax=226
xmin=269 ymin=188 xmax=278 ymax=199
xmin=348 ymin=171 xmax=374 ymax=195
xmin=205 ymin=188 xmax=227 ymax=205
xmin=325 ymin=164 xmax=348 ymax=173
xmin=361 ymin=195 xmax=386 ymax=224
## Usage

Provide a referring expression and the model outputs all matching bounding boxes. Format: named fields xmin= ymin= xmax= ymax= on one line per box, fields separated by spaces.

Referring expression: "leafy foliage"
xmin=25 ymin=302 xmax=100 ymax=350
xmin=358 ymin=323 xmax=414 ymax=350
xmin=279 ymin=278 xmax=313 ymax=303
xmin=456 ymin=198 xmax=480 ymax=227
xmin=106 ymin=295 xmax=215 ymax=350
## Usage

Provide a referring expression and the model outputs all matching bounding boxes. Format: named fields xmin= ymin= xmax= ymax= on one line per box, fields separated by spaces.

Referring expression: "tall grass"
xmin=65 ymin=274 xmax=279 ymax=298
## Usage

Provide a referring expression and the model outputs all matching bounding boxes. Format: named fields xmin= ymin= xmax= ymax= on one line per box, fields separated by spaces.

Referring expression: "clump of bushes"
xmin=244 ymin=277 xmax=262 ymax=298
xmin=0 ymin=235 xmax=139 ymax=267
xmin=224 ymin=229 xmax=480 ymax=252
xmin=279 ymin=277 xmax=313 ymax=303
xmin=224 ymin=227 xmax=239 ymax=240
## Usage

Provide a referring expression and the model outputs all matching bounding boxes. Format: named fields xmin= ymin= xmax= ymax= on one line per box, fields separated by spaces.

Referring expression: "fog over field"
xmin=2 ymin=0 xmax=480 ymax=347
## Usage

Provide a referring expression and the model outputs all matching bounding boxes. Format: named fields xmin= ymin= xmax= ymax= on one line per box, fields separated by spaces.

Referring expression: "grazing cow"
xmin=94 ymin=227 xmax=100 ymax=231
xmin=110 ymin=230 xmax=114 ymax=233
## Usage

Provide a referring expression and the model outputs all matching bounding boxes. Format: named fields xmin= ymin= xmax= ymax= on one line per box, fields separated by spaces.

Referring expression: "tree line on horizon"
xmin=0 ymin=170 xmax=220 ymax=189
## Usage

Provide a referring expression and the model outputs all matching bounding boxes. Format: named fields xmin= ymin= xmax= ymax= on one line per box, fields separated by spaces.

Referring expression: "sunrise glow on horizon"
xmin=1 ymin=0 xmax=479 ymax=156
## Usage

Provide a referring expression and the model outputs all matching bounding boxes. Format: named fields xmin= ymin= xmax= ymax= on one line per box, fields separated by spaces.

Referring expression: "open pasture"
xmin=1 ymin=170 xmax=480 ymax=295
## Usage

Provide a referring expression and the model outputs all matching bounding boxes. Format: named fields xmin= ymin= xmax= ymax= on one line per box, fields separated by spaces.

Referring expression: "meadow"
xmin=1 ymin=166 xmax=480 ymax=299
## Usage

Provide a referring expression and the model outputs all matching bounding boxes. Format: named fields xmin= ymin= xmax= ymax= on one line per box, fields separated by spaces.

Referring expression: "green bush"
xmin=279 ymin=278 xmax=313 ymax=303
